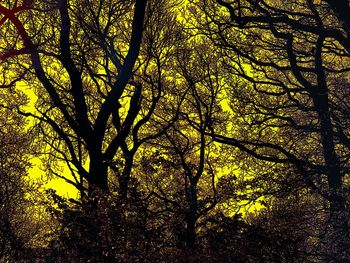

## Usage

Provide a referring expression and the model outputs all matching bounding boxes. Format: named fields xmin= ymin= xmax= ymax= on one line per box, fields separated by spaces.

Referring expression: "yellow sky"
xmin=17 ymin=1 xmax=265 ymax=214
xmin=19 ymin=81 xmax=79 ymax=198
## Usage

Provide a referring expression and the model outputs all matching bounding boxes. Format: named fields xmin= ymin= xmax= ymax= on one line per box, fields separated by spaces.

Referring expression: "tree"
xmin=0 ymin=88 xmax=44 ymax=261
xmin=194 ymin=0 xmax=350 ymax=260
xmin=0 ymin=0 xmax=190 ymax=259
xmin=0 ymin=0 xmax=184 ymax=202
xmin=138 ymin=41 xmax=225 ymax=251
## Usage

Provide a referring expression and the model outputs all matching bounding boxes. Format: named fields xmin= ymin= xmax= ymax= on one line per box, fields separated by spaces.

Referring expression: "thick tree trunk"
xmin=185 ymin=215 xmax=197 ymax=249
xmin=185 ymin=183 xmax=198 ymax=249
xmin=88 ymin=158 xmax=109 ymax=195
xmin=81 ymin=161 xmax=109 ymax=260
xmin=325 ymin=193 xmax=349 ymax=262
xmin=313 ymin=92 xmax=349 ymax=261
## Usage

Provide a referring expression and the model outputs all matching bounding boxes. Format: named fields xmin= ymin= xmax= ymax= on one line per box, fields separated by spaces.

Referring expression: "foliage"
xmin=0 ymin=91 xmax=45 ymax=261
xmin=1 ymin=0 xmax=350 ymax=261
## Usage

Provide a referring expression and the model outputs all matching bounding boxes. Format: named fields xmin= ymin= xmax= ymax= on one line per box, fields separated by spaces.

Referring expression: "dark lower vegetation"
xmin=1 ymin=176 xmax=335 ymax=262
xmin=42 ymin=187 xmax=313 ymax=263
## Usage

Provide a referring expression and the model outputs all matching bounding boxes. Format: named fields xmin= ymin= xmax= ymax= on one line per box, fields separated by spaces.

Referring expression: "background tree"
xmin=135 ymin=43 xmax=218 ymax=253
xmin=0 ymin=89 xmax=46 ymax=261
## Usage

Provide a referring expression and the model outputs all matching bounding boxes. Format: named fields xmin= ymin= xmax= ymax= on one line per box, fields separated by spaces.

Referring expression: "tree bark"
xmin=312 ymin=84 xmax=349 ymax=261
xmin=185 ymin=183 xmax=198 ymax=249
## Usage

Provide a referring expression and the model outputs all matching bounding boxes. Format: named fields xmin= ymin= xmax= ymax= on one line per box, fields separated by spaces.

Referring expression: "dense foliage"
xmin=0 ymin=0 xmax=350 ymax=262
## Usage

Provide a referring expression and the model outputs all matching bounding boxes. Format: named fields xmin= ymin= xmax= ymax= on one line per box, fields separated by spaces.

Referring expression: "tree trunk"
xmin=88 ymin=160 xmax=109 ymax=195
xmin=185 ymin=183 xmax=198 ymax=249
xmin=326 ymin=193 xmax=349 ymax=262
xmin=118 ymin=156 xmax=134 ymax=202
xmin=185 ymin=215 xmax=197 ymax=249
xmin=313 ymin=92 xmax=349 ymax=261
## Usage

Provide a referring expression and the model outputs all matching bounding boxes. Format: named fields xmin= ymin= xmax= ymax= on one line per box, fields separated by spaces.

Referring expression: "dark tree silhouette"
xmin=0 ymin=0 xmax=180 ymax=201
xmin=194 ymin=0 xmax=350 ymax=260
xmin=140 ymin=42 xmax=224 ymax=249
